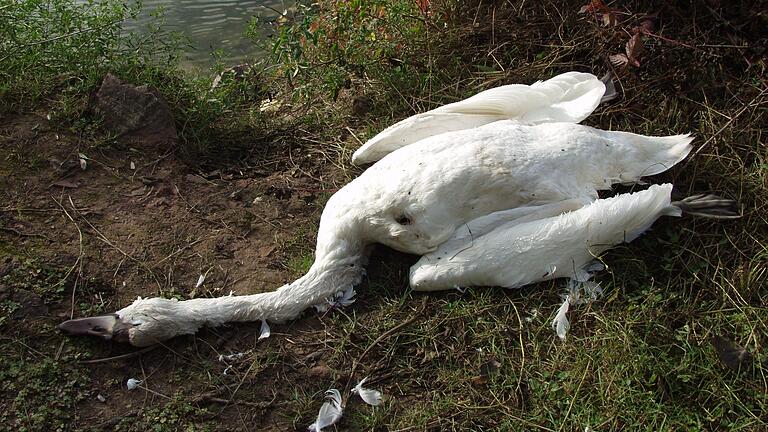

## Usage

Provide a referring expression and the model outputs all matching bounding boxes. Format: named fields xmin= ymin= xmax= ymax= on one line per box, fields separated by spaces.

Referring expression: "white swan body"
xmin=61 ymin=122 xmax=692 ymax=346
xmin=409 ymin=184 xmax=681 ymax=291
xmin=336 ymin=121 xmax=691 ymax=256
xmin=351 ymin=71 xmax=608 ymax=165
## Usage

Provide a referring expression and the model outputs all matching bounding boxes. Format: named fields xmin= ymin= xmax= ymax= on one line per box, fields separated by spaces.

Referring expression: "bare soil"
xmin=0 ymin=111 xmax=391 ymax=430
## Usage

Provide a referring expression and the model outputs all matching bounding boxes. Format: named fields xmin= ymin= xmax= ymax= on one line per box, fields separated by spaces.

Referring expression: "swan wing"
xmin=352 ymin=72 xmax=606 ymax=165
xmin=409 ymin=184 xmax=677 ymax=292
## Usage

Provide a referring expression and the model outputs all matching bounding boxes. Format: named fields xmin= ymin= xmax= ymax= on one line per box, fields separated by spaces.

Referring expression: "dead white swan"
xmin=59 ymin=121 xmax=692 ymax=346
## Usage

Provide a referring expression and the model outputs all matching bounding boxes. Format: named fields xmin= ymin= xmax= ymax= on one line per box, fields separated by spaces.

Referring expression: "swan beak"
xmin=59 ymin=314 xmax=131 ymax=343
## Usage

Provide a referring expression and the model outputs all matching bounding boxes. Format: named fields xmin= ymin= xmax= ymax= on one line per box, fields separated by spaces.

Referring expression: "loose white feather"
xmin=218 ymin=351 xmax=249 ymax=362
xmin=552 ymin=296 xmax=571 ymax=340
xmin=195 ymin=274 xmax=205 ymax=289
xmin=126 ymin=378 xmax=142 ymax=390
xmin=259 ymin=320 xmax=271 ymax=340
xmin=352 ymin=377 xmax=383 ymax=406
xmin=308 ymin=389 xmax=343 ymax=431
xmin=313 ymin=286 xmax=357 ymax=313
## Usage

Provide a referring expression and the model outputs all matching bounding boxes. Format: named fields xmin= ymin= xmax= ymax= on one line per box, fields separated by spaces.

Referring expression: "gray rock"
xmin=94 ymin=74 xmax=177 ymax=148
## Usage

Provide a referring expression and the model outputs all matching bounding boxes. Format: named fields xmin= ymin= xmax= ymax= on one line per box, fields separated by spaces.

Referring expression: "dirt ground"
xmin=0 ymin=111 xmax=394 ymax=430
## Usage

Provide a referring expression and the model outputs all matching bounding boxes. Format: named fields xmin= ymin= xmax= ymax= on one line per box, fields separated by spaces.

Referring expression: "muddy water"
xmin=124 ymin=0 xmax=288 ymax=69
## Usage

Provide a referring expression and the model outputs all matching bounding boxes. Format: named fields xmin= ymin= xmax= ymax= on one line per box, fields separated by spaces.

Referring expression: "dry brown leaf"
xmin=641 ymin=19 xmax=655 ymax=33
xmin=578 ymin=0 xmax=607 ymax=14
xmin=625 ymin=33 xmax=644 ymax=67
xmin=712 ymin=335 xmax=751 ymax=372
xmin=258 ymin=245 xmax=276 ymax=258
xmin=602 ymin=12 xmax=618 ymax=27
xmin=471 ymin=375 xmax=488 ymax=386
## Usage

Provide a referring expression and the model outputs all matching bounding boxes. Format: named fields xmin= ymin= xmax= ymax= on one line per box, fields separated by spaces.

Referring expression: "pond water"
xmin=124 ymin=0 xmax=289 ymax=70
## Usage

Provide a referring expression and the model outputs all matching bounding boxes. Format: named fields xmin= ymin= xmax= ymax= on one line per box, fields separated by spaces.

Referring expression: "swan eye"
xmin=395 ymin=215 xmax=412 ymax=225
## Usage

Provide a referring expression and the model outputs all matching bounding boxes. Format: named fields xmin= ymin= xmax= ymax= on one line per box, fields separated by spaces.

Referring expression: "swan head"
xmin=318 ymin=181 xmax=448 ymax=257
xmin=59 ymin=297 xmax=204 ymax=347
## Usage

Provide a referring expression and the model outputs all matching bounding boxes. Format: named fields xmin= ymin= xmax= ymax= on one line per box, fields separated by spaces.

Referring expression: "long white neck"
xmin=120 ymin=233 xmax=369 ymax=345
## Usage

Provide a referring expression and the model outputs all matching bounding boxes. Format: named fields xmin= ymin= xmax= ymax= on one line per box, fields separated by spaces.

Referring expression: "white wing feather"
xmin=259 ymin=320 xmax=271 ymax=340
xmin=410 ymin=184 xmax=679 ymax=292
xmin=552 ymin=296 xmax=571 ymax=340
xmin=352 ymin=71 xmax=606 ymax=164
xmin=308 ymin=389 xmax=343 ymax=431
xmin=352 ymin=377 xmax=383 ymax=406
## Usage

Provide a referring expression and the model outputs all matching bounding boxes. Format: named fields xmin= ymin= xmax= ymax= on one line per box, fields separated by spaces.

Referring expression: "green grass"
xmin=261 ymin=0 xmax=767 ymax=429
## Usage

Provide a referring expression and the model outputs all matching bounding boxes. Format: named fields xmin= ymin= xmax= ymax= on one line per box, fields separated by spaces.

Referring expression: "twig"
xmin=685 ymin=87 xmax=768 ymax=164
xmin=0 ymin=226 xmax=51 ymax=240
xmin=67 ymin=198 xmax=163 ymax=291
xmin=78 ymin=345 xmax=159 ymax=364
xmin=345 ymin=297 xmax=427 ymax=393
xmin=196 ymin=389 xmax=276 ymax=408
xmin=51 ymin=196 xmax=84 ymax=320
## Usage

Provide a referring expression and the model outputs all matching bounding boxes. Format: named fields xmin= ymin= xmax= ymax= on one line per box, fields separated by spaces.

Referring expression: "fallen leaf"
xmin=625 ymin=33 xmax=644 ymax=67
xmin=602 ymin=11 xmax=618 ymax=27
xmin=258 ymin=245 xmax=276 ymax=258
xmin=578 ymin=0 xmax=607 ymax=14
xmin=712 ymin=335 xmax=751 ymax=371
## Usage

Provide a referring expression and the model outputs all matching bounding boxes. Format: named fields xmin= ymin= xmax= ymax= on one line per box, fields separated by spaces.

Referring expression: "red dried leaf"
xmin=626 ymin=33 xmax=644 ymax=67
xmin=415 ymin=0 xmax=430 ymax=15
xmin=609 ymin=53 xmax=629 ymax=67
xmin=578 ymin=0 xmax=608 ymax=14
xmin=641 ymin=19 xmax=655 ymax=33
xmin=602 ymin=11 xmax=618 ymax=27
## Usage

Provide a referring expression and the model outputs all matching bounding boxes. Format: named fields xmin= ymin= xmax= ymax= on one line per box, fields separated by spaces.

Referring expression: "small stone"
xmin=307 ymin=365 xmax=331 ymax=379
xmin=185 ymin=174 xmax=210 ymax=185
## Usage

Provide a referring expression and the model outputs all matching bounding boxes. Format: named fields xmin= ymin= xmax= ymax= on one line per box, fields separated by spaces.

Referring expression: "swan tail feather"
xmin=599 ymin=72 xmax=618 ymax=104
xmin=601 ymin=131 xmax=694 ymax=181
xmin=671 ymin=194 xmax=741 ymax=219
